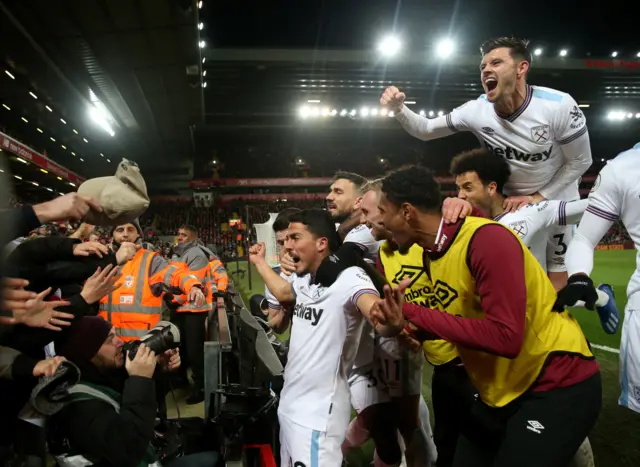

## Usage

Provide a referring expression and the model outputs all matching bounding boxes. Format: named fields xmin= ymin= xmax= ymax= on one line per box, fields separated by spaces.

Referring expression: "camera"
xmin=123 ymin=321 xmax=181 ymax=360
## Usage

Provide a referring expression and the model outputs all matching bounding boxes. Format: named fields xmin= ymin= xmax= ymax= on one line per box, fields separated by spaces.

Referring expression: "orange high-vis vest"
xmin=99 ymin=250 xmax=162 ymax=342
xmin=171 ymin=263 xmax=213 ymax=313
xmin=209 ymin=257 xmax=229 ymax=293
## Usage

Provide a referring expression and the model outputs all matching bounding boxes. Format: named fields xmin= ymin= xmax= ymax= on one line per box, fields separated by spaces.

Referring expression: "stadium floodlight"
xmin=57 ymin=176 xmax=63 ymax=180
xmin=636 ymin=113 xmax=640 ymax=118
xmin=83 ymin=138 xmax=89 ymax=143
xmin=31 ymin=181 xmax=39 ymax=186
xmin=2 ymin=104 xmax=10 ymax=111
xmin=203 ymin=81 xmax=207 ymax=88
xmin=16 ymin=158 xmax=27 ymax=164
xmin=307 ymin=99 xmax=321 ymax=103
xmin=330 ymin=109 xmax=338 ymax=116
xmin=340 ymin=109 xmax=347 ymax=117
xmin=73 ymin=129 xmax=78 ymax=134
xmin=50 ymin=137 xmax=56 ymax=142
xmin=46 ymin=187 xmax=53 ymax=192
xmin=371 ymin=108 xmax=379 ymax=117
xmin=404 ymin=100 xmax=416 ymax=105
xmin=350 ymin=109 xmax=356 ymax=116
xmin=60 ymin=118 xmax=66 ymax=124
xmin=89 ymin=101 xmax=116 ymax=137
xmin=388 ymin=110 xmax=395 ymax=117
xmin=198 ymin=22 xmax=204 ymax=30
xmin=14 ymin=175 xmax=22 ymax=180
xmin=100 ymin=153 xmax=105 ymax=157
xmin=198 ymin=1 xmax=203 ymax=8
xmin=377 ymin=35 xmax=401 ymax=57
xmin=437 ymin=110 xmax=444 ymax=117
xmin=435 ymin=38 xmax=455 ymax=58
xmin=360 ymin=107 xmax=370 ymax=117
xmin=61 ymin=145 xmax=66 ymax=150
xmin=321 ymin=107 xmax=330 ymax=116
xmin=107 ymin=159 xmax=111 ymax=162
xmin=611 ymin=51 xmax=618 ymax=58
xmin=5 ymin=70 xmax=15 ymax=79
xmin=607 ymin=111 xmax=625 ymax=120
xmin=21 ymin=117 xmax=28 ymax=123
xmin=428 ymin=110 xmax=434 ymax=117
xmin=199 ymin=40 xmax=206 ymax=48
xmin=578 ymin=104 xmax=590 ymax=108
xmin=419 ymin=110 xmax=426 ymax=117
xmin=36 ymin=128 xmax=43 ymax=133
xmin=40 ymin=169 xmax=48 ymax=174
xmin=533 ymin=48 xmax=543 ymax=56
xmin=380 ymin=108 xmax=388 ymax=116
xmin=299 ymin=105 xmax=310 ymax=118
xmin=311 ymin=107 xmax=320 ymax=117
xmin=80 ymin=158 xmax=84 ymax=162
xmin=71 ymin=152 xmax=76 ymax=156
xmin=69 ymin=182 xmax=76 ymax=187
xmin=202 ymin=57 xmax=206 ymax=64
xmin=627 ymin=112 xmax=633 ymax=118
xmin=29 ymin=92 xmax=38 ymax=99
xmin=46 ymin=105 xmax=53 ymax=112
xmin=203 ymin=70 xmax=207 ymax=77
xmin=559 ymin=49 xmax=568 ymax=57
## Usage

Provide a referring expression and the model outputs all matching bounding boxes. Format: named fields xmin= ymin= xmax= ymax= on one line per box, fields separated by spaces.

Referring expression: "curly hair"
xmin=381 ymin=165 xmax=442 ymax=212
xmin=450 ymin=148 xmax=512 ymax=195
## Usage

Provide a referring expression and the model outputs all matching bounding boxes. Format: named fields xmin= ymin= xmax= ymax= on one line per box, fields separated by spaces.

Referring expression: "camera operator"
xmin=51 ymin=317 xmax=220 ymax=467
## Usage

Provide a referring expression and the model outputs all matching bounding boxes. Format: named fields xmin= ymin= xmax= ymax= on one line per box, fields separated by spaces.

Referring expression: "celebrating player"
xmin=248 ymin=209 xmax=391 ymax=466
xmin=555 ymin=143 xmax=640 ymax=415
xmin=449 ymin=147 xmax=620 ymax=334
xmin=360 ymin=181 xmax=474 ymax=467
xmin=381 ymin=37 xmax=592 ymax=291
xmin=373 ymin=165 xmax=601 ymax=467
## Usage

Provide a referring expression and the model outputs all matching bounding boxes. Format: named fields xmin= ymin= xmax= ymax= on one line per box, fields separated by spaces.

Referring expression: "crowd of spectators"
xmin=599 ymin=220 xmax=632 ymax=245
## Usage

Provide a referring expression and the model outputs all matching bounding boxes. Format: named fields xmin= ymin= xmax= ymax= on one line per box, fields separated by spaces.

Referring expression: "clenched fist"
xmin=380 ymin=86 xmax=406 ymax=113
xmin=249 ymin=243 xmax=267 ymax=266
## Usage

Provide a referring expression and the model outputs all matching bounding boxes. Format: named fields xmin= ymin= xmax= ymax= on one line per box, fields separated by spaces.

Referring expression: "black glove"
xmin=553 ymin=274 xmax=597 ymax=311
xmin=315 ymin=242 xmax=366 ymax=287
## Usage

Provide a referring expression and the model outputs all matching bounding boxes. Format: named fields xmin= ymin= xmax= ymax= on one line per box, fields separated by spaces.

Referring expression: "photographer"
xmin=51 ymin=317 xmax=219 ymax=467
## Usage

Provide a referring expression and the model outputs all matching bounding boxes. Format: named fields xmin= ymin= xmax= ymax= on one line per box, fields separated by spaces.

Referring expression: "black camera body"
xmin=123 ymin=321 xmax=181 ymax=360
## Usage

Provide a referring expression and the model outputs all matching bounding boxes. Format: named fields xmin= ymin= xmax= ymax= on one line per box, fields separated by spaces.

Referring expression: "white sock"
xmin=341 ymin=416 xmax=370 ymax=456
xmin=418 ymin=395 xmax=433 ymax=438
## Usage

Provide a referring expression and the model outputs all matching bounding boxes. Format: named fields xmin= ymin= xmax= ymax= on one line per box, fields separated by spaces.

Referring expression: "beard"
xmin=331 ymin=211 xmax=350 ymax=223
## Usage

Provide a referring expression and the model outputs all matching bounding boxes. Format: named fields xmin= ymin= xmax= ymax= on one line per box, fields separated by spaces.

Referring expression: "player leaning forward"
xmin=373 ymin=166 xmax=601 ymax=467
xmin=381 ymin=37 xmax=592 ymax=291
xmin=249 ymin=209 xmax=393 ymax=466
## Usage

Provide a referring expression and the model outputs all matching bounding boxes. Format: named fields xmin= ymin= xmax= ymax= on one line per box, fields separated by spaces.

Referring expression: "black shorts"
xmin=453 ymin=372 xmax=602 ymax=467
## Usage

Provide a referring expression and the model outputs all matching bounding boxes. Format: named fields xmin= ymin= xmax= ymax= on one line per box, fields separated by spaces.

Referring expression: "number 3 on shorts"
xmin=553 ymin=233 xmax=567 ymax=255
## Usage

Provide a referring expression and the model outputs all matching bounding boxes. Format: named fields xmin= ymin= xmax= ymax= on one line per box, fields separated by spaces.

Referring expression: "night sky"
xmin=203 ymin=0 xmax=636 ymax=57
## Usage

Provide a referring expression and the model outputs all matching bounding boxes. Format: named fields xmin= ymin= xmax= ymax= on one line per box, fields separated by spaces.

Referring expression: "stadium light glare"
xmin=16 ymin=158 xmax=27 ymax=164
xmin=107 ymin=159 xmax=111 ymax=163
xmin=60 ymin=118 xmax=66 ymax=124
xmin=57 ymin=176 xmax=63 ymax=180
xmin=46 ymin=188 xmax=53 ymax=192
xmin=607 ymin=111 xmax=625 ymax=120
xmin=419 ymin=110 xmax=426 ymax=117
xmin=40 ymin=169 xmax=48 ymax=174
xmin=388 ymin=110 xmax=395 ymax=118
xmin=404 ymin=100 xmax=416 ymax=105
xmin=45 ymin=105 xmax=53 ymax=112
xmin=377 ymin=35 xmax=402 ymax=57
xmin=2 ymin=104 xmax=9 ymax=110
xmin=69 ymin=182 xmax=76 ymax=187
xmin=611 ymin=51 xmax=618 ymax=58
xmin=321 ymin=107 xmax=330 ymax=116
xmin=350 ymin=109 xmax=356 ymax=116
xmin=340 ymin=109 xmax=347 ymax=117
xmin=437 ymin=110 xmax=444 ymax=117
xmin=203 ymin=82 xmax=207 ymax=88
xmin=330 ymin=109 xmax=338 ymax=116
xmin=71 ymin=152 xmax=76 ymax=156
xmin=380 ymin=108 xmax=388 ymax=116
xmin=198 ymin=22 xmax=204 ymax=30
xmin=360 ymin=107 xmax=370 ymax=117
xmin=311 ymin=107 xmax=320 ymax=117
xmin=50 ymin=137 xmax=56 ymax=142
xmin=370 ymin=108 xmax=378 ymax=117
xmin=21 ymin=117 xmax=28 ymax=123
xmin=61 ymin=145 xmax=67 ymax=149
xmin=627 ymin=112 xmax=633 ymax=118
xmin=100 ymin=153 xmax=105 ymax=157
xmin=198 ymin=0 xmax=203 ymax=8
xmin=307 ymin=99 xmax=321 ymax=103
xmin=636 ymin=113 xmax=640 ymax=118
xmin=203 ymin=70 xmax=207 ymax=77
xmin=428 ymin=110 xmax=434 ymax=117
xmin=435 ymin=38 xmax=455 ymax=58
xmin=89 ymin=105 xmax=115 ymax=137
xmin=533 ymin=48 xmax=543 ymax=56
xmin=559 ymin=49 xmax=568 ymax=57
xmin=5 ymin=70 xmax=15 ymax=79
xmin=29 ymin=92 xmax=38 ymax=99
xmin=14 ymin=175 xmax=22 ymax=180
xmin=80 ymin=158 xmax=84 ymax=162
xmin=36 ymin=128 xmax=43 ymax=133
xmin=199 ymin=40 xmax=206 ymax=48
xmin=73 ymin=129 xmax=78 ymax=134
xmin=31 ymin=181 xmax=39 ymax=186
xmin=578 ymin=104 xmax=590 ymax=108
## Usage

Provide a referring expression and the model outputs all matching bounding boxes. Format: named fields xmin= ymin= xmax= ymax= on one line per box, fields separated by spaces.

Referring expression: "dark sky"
xmin=204 ymin=0 xmax=635 ymax=57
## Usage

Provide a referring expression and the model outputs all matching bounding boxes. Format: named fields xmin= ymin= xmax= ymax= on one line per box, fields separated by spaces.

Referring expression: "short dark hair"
xmin=333 ymin=171 xmax=368 ymax=194
xmin=381 ymin=165 xmax=442 ymax=212
xmin=480 ymin=36 xmax=532 ymax=66
xmin=450 ymin=148 xmax=511 ymax=195
xmin=179 ymin=224 xmax=198 ymax=236
xmin=288 ymin=209 xmax=341 ymax=252
xmin=273 ymin=207 xmax=302 ymax=233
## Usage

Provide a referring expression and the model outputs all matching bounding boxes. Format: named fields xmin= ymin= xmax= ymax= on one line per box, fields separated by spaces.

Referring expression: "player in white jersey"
xmin=449 ymin=147 xmax=620 ymax=334
xmin=249 ymin=209 xmax=393 ymax=466
xmin=556 ymin=143 xmax=640 ymax=414
xmin=381 ymin=36 xmax=592 ymax=292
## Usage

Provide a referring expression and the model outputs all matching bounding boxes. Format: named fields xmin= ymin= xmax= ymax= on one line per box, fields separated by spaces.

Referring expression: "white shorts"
xmin=348 ymin=363 xmax=389 ymax=413
xmin=377 ymin=338 xmax=425 ymax=398
xmin=279 ymin=412 xmax=345 ymax=467
xmin=546 ymin=224 xmax=574 ymax=273
xmin=619 ymin=303 xmax=640 ymax=413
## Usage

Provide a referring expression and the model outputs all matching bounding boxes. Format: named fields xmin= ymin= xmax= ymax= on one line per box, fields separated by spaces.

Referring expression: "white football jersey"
xmin=265 ymin=267 xmax=296 ymax=311
xmin=495 ymin=199 xmax=588 ymax=272
xmin=576 ymin=145 xmax=640 ymax=305
xmin=344 ymin=223 xmax=384 ymax=263
xmin=396 ymin=85 xmax=590 ymax=200
xmin=278 ymin=267 xmax=379 ymax=431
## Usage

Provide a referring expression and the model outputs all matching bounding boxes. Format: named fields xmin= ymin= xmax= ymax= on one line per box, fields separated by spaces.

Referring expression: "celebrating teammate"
xmin=373 ymin=165 xmax=601 ymax=467
xmin=381 ymin=36 xmax=592 ymax=291
xmin=556 ymin=143 xmax=640 ymax=415
xmin=449 ymin=148 xmax=620 ymax=334
xmin=248 ymin=209 xmax=391 ymax=466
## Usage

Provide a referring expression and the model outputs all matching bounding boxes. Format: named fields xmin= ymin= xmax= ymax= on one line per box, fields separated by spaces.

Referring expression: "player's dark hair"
xmin=381 ymin=165 xmax=442 ymax=213
xmin=333 ymin=171 xmax=368 ymax=194
xmin=288 ymin=209 xmax=341 ymax=252
xmin=450 ymin=148 xmax=512 ymax=195
xmin=272 ymin=207 xmax=302 ymax=233
xmin=179 ymin=224 xmax=198 ymax=236
xmin=480 ymin=36 xmax=532 ymax=66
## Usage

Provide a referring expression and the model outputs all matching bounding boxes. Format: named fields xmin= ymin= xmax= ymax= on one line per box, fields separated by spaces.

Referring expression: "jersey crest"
xmin=531 ymin=124 xmax=550 ymax=144
xmin=124 ymin=275 xmax=135 ymax=288
xmin=508 ymin=220 xmax=529 ymax=239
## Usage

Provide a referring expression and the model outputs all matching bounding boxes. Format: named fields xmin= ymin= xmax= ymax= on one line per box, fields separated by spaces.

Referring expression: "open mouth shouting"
xmin=484 ymin=76 xmax=498 ymax=97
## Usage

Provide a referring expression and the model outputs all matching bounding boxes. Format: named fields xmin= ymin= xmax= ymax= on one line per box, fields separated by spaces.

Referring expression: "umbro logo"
xmin=481 ymin=127 xmax=495 ymax=134
xmin=527 ymin=420 xmax=545 ymax=434
xmin=392 ymin=265 xmax=425 ymax=287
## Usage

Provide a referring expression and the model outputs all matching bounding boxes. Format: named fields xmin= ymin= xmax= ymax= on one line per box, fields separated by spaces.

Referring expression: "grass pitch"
xmin=232 ymin=250 xmax=640 ymax=466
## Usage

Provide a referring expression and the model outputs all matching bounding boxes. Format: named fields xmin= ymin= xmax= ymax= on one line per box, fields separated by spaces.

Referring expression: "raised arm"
xmin=249 ymin=243 xmax=295 ymax=303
